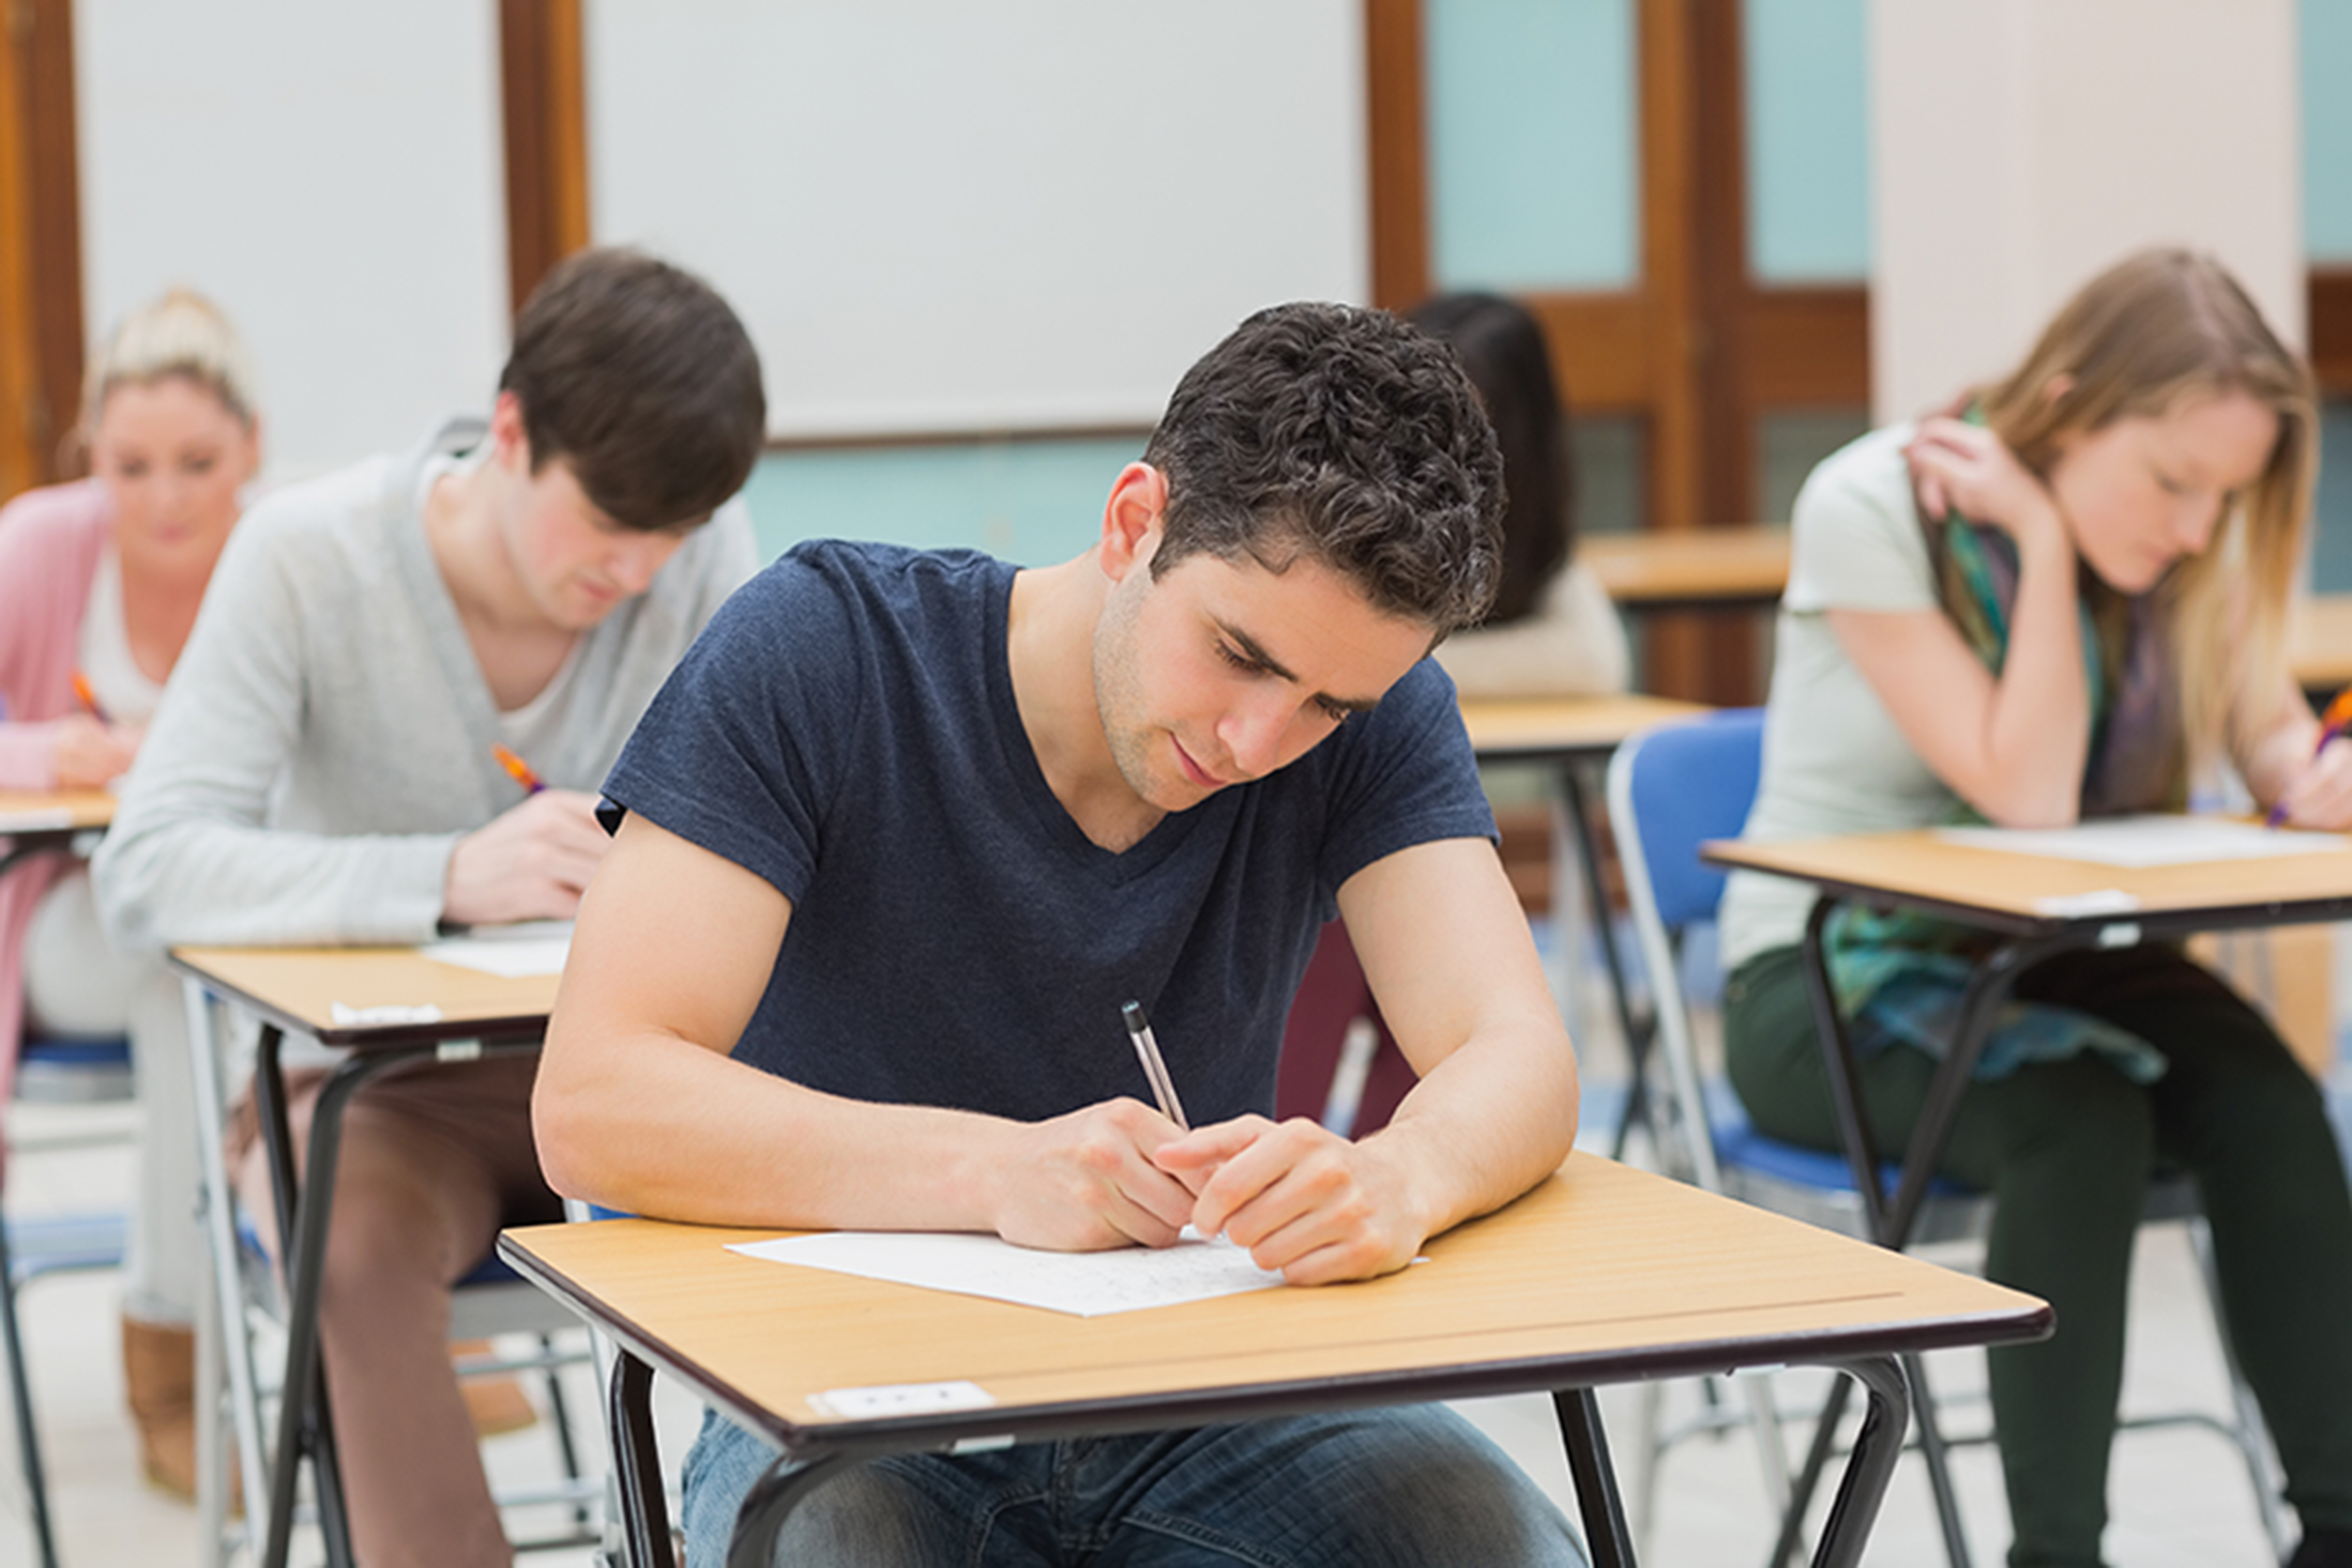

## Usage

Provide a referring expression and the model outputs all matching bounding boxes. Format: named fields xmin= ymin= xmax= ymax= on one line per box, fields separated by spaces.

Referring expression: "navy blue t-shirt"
xmin=600 ymin=540 xmax=1495 ymax=1125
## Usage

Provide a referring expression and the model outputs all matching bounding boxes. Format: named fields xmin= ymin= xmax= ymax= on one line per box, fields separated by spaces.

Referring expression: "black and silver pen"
xmin=1120 ymin=1000 xmax=1190 ymax=1129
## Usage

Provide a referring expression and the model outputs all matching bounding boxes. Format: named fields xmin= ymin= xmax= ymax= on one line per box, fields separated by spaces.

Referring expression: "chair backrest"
xmin=1606 ymin=710 xmax=1763 ymax=1192
xmin=1611 ymin=709 xmax=1766 ymax=931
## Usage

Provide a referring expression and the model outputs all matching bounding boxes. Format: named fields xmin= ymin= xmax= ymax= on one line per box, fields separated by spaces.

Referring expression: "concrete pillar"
xmin=1869 ymin=0 xmax=2303 ymax=425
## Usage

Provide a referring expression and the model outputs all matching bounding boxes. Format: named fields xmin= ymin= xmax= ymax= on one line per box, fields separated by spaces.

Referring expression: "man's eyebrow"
xmin=1221 ymin=623 xmax=1384 ymax=714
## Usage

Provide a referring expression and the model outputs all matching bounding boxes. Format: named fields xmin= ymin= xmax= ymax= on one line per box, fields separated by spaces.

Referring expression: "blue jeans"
xmin=682 ymin=1404 xmax=1590 ymax=1566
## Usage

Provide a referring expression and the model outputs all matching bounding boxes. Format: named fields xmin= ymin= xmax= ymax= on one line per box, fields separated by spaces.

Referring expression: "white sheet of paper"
xmin=728 ymin=1229 xmax=1290 ymax=1317
xmin=415 ymin=920 xmax=575 ymax=978
xmin=1934 ymin=814 xmax=2347 ymax=869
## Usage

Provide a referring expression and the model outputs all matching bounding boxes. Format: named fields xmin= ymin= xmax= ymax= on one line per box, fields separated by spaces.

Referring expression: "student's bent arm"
xmin=1822 ymin=421 xmax=2090 ymax=827
xmin=534 ymin=813 xmax=1198 ymax=1248
xmin=92 ymin=536 xmax=457 ymax=949
xmin=1157 ymin=836 xmax=1577 ymax=1286
xmin=1825 ymin=597 xmax=2088 ymax=827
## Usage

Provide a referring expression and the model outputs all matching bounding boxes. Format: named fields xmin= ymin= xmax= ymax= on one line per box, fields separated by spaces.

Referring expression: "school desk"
xmin=168 ymin=944 xmax=562 ymax=1568
xmin=1459 ymin=695 xmax=1713 ymax=1156
xmin=0 ymin=789 xmax=116 ymax=880
xmin=1579 ymin=524 xmax=1790 ymax=614
xmin=500 ymin=1150 xmax=2050 ymax=1568
xmin=1703 ymin=823 xmax=2352 ymax=1559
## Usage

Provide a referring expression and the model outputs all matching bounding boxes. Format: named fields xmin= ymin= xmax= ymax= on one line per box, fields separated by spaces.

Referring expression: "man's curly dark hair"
xmin=1142 ymin=302 xmax=1506 ymax=636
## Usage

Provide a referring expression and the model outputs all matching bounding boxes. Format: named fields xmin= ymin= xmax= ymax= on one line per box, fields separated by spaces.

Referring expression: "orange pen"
xmin=70 ymin=669 xmax=109 ymax=724
xmin=491 ymin=743 xmax=546 ymax=795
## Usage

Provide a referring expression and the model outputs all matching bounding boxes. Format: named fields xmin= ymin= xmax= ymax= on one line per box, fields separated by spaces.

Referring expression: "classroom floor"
xmin=0 ymin=977 xmax=2300 ymax=1567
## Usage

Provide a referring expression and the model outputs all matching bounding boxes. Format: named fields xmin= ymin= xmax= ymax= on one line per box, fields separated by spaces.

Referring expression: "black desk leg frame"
xmin=1772 ymin=897 xmax=2078 ymax=1568
xmin=602 ymin=1350 xmax=1913 ymax=1568
xmin=250 ymin=1027 xmax=543 ymax=1568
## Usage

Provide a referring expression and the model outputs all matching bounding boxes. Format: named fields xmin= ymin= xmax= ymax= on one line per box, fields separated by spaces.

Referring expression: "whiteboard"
xmin=585 ymin=0 xmax=1369 ymax=440
xmin=75 ymin=0 xmax=510 ymax=480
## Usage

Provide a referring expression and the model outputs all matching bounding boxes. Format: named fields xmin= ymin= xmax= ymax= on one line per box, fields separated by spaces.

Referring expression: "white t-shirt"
xmin=1719 ymin=422 xmax=1964 ymax=970
xmin=75 ymin=547 xmax=166 ymax=726
xmin=1434 ymin=560 xmax=1632 ymax=699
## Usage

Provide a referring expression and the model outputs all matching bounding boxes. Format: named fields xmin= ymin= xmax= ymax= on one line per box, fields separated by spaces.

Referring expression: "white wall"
xmin=75 ymin=0 xmax=510 ymax=480
xmin=584 ymin=0 xmax=1369 ymax=440
xmin=1870 ymin=0 xmax=2303 ymax=425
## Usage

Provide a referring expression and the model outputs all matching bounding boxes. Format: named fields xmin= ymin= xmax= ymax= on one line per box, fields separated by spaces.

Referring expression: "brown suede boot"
xmin=121 ymin=1317 xmax=198 ymax=1500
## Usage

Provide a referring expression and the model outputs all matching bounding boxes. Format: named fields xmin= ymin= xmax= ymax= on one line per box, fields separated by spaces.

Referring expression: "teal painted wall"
xmin=739 ymin=435 xmax=1145 ymax=566
xmin=1424 ymin=0 xmax=1640 ymax=292
xmin=1744 ymin=0 xmax=1870 ymax=283
xmin=2306 ymin=0 xmax=2352 ymax=263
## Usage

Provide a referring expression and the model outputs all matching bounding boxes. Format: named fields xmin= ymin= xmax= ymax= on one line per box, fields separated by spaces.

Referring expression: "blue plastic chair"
xmin=1607 ymin=708 xmax=2290 ymax=1566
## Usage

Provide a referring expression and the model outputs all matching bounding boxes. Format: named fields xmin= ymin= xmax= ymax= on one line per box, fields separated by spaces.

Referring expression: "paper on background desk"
xmin=729 ymin=1229 xmax=1289 ymax=1317
xmin=416 ymin=920 xmax=574 ymax=978
xmin=1935 ymin=814 xmax=2347 ymax=868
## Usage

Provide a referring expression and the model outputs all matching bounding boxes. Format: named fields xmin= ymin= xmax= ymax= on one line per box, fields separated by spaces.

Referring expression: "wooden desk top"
xmin=502 ymin=1153 xmax=2045 ymax=1455
xmin=2292 ymin=594 xmax=2352 ymax=693
xmin=1706 ymin=827 xmax=2352 ymax=935
xmin=170 ymin=945 xmax=561 ymax=1047
xmin=1459 ymin=693 xmax=1712 ymax=761
xmin=1580 ymin=526 xmax=1789 ymax=609
xmin=0 ymin=789 xmax=117 ymax=835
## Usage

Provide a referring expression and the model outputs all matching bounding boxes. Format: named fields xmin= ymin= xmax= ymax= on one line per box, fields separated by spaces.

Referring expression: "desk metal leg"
xmin=184 ymin=979 xmax=273 ymax=1542
xmin=0 ymin=1219 xmax=61 ymax=1568
xmin=1553 ymin=763 xmax=1654 ymax=1159
xmin=1785 ymin=898 xmax=2075 ymax=1568
xmin=1554 ymin=1386 xmax=1638 ymax=1567
xmin=250 ymin=1036 xmax=548 ymax=1568
xmin=1808 ymin=1358 xmax=1911 ymax=1568
xmin=608 ymin=1350 xmax=676 ymax=1568
xmin=259 ymin=1041 xmax=389 ymax=1568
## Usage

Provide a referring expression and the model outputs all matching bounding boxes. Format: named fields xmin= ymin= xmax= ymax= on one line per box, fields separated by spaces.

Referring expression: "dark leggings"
xmin=1724 ymin=943 xmax=2352 ymax=1568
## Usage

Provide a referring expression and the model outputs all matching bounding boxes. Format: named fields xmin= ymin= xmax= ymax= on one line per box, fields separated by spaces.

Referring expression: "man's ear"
xmin=1098 ymin=462 xmax=1168 ymax=583
xmin=488 ymin=389 xmax=533 ymax=472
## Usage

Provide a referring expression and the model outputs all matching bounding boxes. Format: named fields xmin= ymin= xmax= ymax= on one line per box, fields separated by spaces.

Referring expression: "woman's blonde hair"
xmin=81 ymin=288 xmax=258 ymax=437
xmin=1976 ymin=248 xmax=2317 ymax=776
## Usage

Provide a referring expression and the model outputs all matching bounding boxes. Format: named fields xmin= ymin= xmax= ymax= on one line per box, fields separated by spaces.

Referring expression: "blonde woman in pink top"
xmin=0 ymin=289 xmax=258 ymax=1499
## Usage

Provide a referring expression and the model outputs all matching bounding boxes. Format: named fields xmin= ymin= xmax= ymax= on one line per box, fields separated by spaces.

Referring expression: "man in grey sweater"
xmin=95 ymin=248 xmax=765 ymax=1567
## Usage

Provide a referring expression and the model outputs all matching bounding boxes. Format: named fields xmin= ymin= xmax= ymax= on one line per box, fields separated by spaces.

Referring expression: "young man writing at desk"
xmin=535 ymin=303 xmax=1587 ymax=1566
xmin=92 ymin=248 xmax=765 ymax=1568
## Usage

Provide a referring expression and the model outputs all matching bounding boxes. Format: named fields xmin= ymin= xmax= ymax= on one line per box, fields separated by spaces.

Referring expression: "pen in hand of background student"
xmin=442 ymin=744 xmax=608 ymax=924
xmin=51 ymin=667 xmax=142 ymax=789
xmin=2266 ymin=685 xmax=2352 ymax=828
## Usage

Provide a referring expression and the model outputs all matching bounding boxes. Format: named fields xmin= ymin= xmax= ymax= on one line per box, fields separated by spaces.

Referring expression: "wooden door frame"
xmin=0 ymin=0 xmax=84 ymax=493
xmin=1365 ymin=0 xmax=1868 ymax=702
xmin=499 ymin=0 xmax=591 ymax=314
xmin=0 ymin=1 xmax=589 ymax=502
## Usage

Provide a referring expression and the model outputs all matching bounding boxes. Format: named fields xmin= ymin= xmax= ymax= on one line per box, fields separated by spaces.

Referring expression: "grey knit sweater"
xmin=95 ymin=422 xmax=757 ymax=951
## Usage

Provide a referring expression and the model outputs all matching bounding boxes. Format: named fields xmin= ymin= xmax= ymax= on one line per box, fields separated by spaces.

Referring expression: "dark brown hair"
xmin=1142 ymin=302 xmax=1505 ymax=636
xmin=500 ymin=248 xmax=766 ymax=531
xmin=1406 ymin=292 xmax=1572 ymax=626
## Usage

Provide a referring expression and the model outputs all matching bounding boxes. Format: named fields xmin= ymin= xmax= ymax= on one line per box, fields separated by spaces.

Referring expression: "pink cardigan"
xmin=0 ymin=480 xmax=114 ymax=1086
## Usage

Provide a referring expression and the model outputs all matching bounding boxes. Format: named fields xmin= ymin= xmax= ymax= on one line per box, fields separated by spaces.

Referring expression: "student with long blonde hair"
xmin=1721 ymin=248 xmax=2352 ymax=1567
xmin=0 ymin=289 xmax=262 ymax=1497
